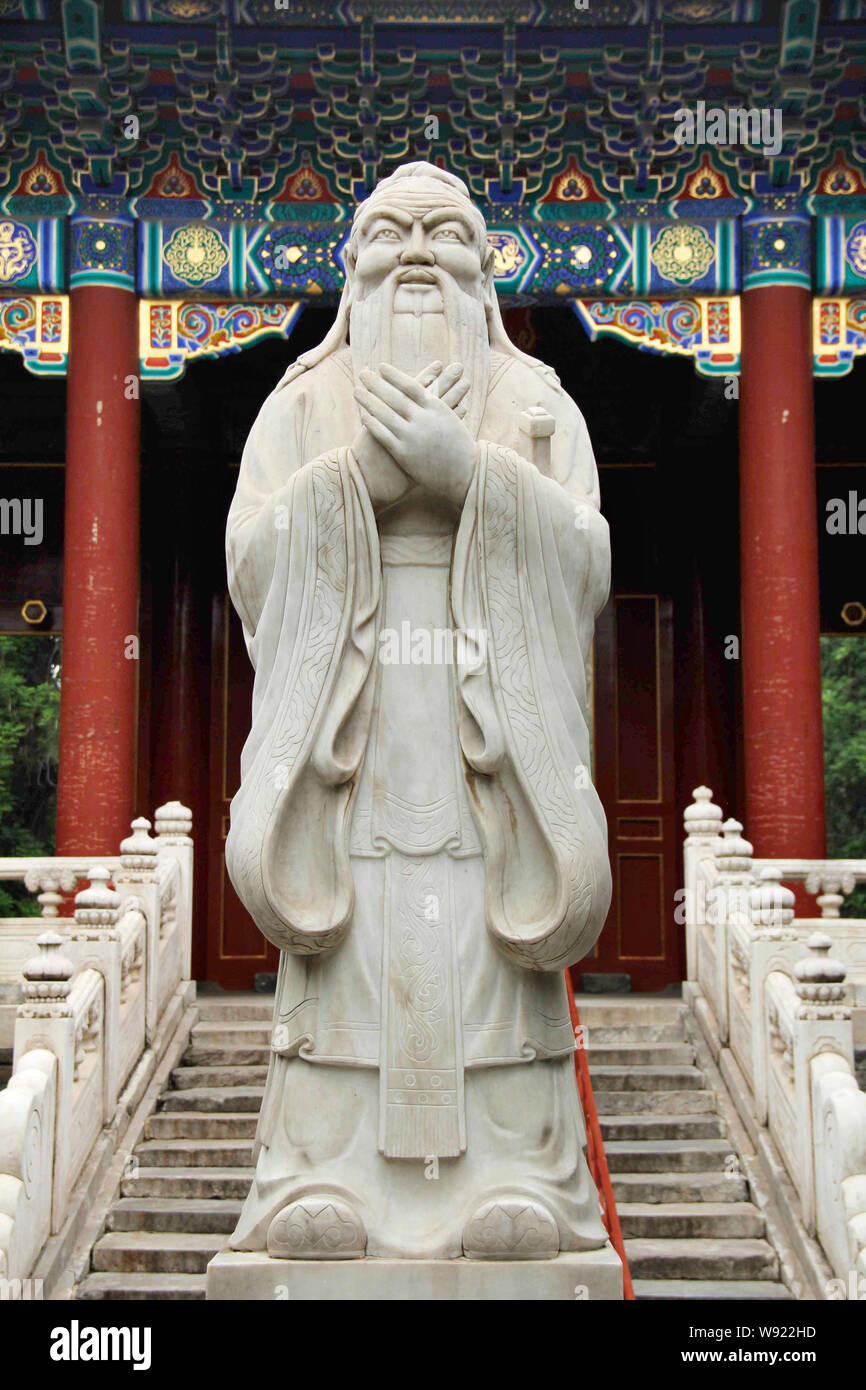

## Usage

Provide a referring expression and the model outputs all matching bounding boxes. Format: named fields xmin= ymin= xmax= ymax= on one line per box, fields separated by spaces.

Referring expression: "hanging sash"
xmin=379 ymin=852 xmax=466 ymax=1158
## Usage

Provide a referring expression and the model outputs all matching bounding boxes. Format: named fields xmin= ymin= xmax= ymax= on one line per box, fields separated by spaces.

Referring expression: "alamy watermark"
xmin=674 ymin=100 xmax=783 ymax=157
xmin=0 ymin=1276 xmax=43 ymax=1300
xmin=826 ymin=491 xmax=866 ymax=535
xmin=378 ymin=622 xmax=487 ymax=671
xmin=0 ymin=497 xmax=42 ymax=546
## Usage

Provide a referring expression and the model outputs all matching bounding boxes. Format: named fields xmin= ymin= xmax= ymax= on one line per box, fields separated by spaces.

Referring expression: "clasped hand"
xmin=352 ymin=361 xmax=476 ymax=509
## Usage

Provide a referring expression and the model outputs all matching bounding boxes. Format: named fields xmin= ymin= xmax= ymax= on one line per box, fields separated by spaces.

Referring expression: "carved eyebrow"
xmin=421 ymin=209 xmax=473 ymax=234
xmin=359 ymin=208 xmax=414 ymax=234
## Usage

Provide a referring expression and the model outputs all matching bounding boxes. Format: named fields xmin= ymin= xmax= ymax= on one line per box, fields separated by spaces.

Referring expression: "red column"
xmin=56 ymin=285 xmax=140 ymax=854
xmin=739 ymin=286 xmax=825 ymax=859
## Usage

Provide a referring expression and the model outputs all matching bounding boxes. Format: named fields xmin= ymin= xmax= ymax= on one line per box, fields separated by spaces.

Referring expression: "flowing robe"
xmin=225 ymin=344 xmax=613 ymax=1255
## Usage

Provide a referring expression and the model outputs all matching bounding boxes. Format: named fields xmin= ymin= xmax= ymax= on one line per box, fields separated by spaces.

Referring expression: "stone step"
xmin=574 ymin=999 xmax=686 ymax=1027
xmin=625 ymin=1237 xmax=780 ymax=1282
xmin=600 ymin=1114 xmax=724 ymax=1141
xmin=121 ymin=1168 xmax=253 ymax=1200
xmin=633 ymin=1279 xmax=793 ymax=1301
xmin=618 ymin=1202 xmax=765 ymax=1239
xmin=611 ymin=1172 xmax=750 ymax=1204
xmin=92 ymin=1231 xmax=225 ymax=1275
xmin=593 ymin=1089 xmax=716 ymax=1116
xmin=106 ymin=1198 xmax=243 ymax=1235
xmin=191 ymin=1021 xmax=272 ymax=1046
xmin=195 ymin=996 xmax=274 ymax=1023
xmin=588 ymin=1065 xmax=706 ymax=1091
xmin=584 ymin=1043 xmax=695 ymax=1067
xmin=158 ymin=1086 xmax=264 ymax=1113
xmin=133 ymin=1139 xmax=254 ymax=1168
xmin=170 ymin=1064 xmax=269 ymax=1089
xmin=605 ymin=1139 xmax=735 ymax=1173
xmin=77 ymin=1273 xmax=207 ymax=1301
xmin=146 ymin=1111 xmax=258 ymax=1140
xmin=584 ymin=1023 xmax=685 ymax=1045
xmin=185 ymin=1045 xmax=271 ymax=1067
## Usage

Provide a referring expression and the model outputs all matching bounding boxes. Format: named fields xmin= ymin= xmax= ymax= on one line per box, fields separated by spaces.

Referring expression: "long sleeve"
xmin=452 ymin=439 xmax=612 ymax=972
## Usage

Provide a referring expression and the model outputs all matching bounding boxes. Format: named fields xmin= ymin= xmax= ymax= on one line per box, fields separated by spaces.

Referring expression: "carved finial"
xmin=154 ymin=801 xmax=193 ymax=844
xmin=717 ymin=818 xmax=753 ymax=884
xmin=803 ymin=871 xmax=857 ymax=920
xmin=23 ymin=865 xmax=79 ymax=918
xmin=794 ymin=932 xmax=849 ymax=1017
xmin=684 ymin=786 xmax=724 ymax=838
xmin=749 ymin=865 xmax=796 ymax=935
xmin=74 ymin=865 xmax=121 ymax=932
xmin=120 ymin=816 xmax=157 ymax=879
xmin=21 ymin=931 xmax=74 ymax=1015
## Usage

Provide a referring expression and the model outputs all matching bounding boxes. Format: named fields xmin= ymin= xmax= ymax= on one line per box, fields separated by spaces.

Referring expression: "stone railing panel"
xmin=812 ymin=1053 xmax=866 ymax=1281
xmin=0 ymin=1049 xmax=55 ymax=1282
xmin=683 ymin=786 xmax=866 ymax=1291
xmin=0 ymin=803 xmax=193 ymax=1280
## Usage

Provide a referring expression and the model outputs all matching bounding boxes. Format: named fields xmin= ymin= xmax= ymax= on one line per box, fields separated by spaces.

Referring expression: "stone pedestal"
xmin=206 ymin=1243 xmax=623 ymax=1301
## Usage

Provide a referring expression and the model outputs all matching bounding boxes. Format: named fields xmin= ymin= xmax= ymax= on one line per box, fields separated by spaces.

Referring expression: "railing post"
xmin=793 ymin=932 xmax=852 ymax=1236
xmin=21 ymin=867 xmax=78 ymax=920
xmin=154 ymin=802 xmax=194 ymax=985
xmin=683 ymin=786 xmax=723 ymax=983
xmin=715 ymin=818 xmax=753 ymax=1046
xmin=749 ymin=867 xmax=797 ymax=1126
xmin=72 ymin=867 xmax=122 ymax=1123
xmin=14 ymin=933 xmax=75 ymax=1234
xmin=116 ymin=819 xmax=159 ymax=1044
xmin=803 ymin=870 xmax=857 ymax=921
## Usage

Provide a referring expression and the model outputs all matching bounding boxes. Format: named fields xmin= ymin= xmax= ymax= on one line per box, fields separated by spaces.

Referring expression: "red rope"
xmin=567 ymin=980 xmax=635 ymax=1299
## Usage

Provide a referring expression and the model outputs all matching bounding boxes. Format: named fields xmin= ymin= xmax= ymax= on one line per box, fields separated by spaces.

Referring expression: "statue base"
xmin=206 ymin=1243 xmax=623 ymax=1301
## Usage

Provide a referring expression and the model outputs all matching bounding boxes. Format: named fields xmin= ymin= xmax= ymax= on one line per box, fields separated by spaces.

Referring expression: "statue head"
xmin=345 ymin=163 xmax=494 ymax=432
xmin=346 ymin=162 xmax=494 ymax=304
xmin=278 ymin=161 xmax=547 ymax=425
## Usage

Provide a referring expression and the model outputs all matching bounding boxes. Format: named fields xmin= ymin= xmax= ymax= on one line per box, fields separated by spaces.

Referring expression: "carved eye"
xmin=433 ymin=227 xmax=461 ymax=241
xmin=371 ymin=227 xmax=400 ymax=242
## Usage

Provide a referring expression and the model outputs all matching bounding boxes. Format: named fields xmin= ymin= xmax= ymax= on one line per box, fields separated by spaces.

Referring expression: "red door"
xmin=206 ymin=592 xmax=279 ymax=987
xmin=586 ymin=592 xmax=681 ymax=990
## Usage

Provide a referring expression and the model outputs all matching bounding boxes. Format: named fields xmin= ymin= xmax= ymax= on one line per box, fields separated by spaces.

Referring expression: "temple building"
xmin=0 ymin=0 xmax=865 ymax=1304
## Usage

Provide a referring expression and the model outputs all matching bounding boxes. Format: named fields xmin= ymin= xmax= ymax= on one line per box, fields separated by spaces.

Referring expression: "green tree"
xmin=0 ymin=635 xmax=61 ymax=917
xmin=821 ymin=635 xmax=866 ymax=917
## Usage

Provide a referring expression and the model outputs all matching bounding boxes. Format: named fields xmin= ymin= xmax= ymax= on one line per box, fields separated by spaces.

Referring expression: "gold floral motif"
xmin=164 ymin=224 xmax=228 ymax=287
xmin=650 ymin=224 xmax=716 ymax=286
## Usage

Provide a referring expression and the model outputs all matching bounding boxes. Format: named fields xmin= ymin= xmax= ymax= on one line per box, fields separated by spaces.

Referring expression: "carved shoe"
xmin=267 ymin=1195 xmax=367 ymax=1260
xmin=462 ymin=1195 xmax=559 ymax=1260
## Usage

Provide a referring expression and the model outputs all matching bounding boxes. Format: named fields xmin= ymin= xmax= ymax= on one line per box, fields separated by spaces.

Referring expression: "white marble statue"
xmin=224 ymin=162 xmax=613 ymax=1264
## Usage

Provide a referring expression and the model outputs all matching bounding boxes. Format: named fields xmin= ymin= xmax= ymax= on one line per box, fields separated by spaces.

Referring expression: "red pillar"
xmin=739 ymin=285 xmax=825 ymax=859
xmin=56 ymin=285 xmax=140 ymax=854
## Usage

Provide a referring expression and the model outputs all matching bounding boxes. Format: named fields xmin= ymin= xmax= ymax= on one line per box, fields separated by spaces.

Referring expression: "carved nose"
xmin=400 ymin=239 xmax=434 ymax=265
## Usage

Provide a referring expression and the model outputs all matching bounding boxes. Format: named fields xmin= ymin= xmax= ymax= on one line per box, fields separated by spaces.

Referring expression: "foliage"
xmin=821 ymin=635 xmax=866 ymax=918
xmin=0 ymin=635 xmax=60 ymax=917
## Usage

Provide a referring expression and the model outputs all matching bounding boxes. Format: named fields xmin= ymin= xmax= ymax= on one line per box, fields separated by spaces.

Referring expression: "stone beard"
xmin=221 ymin=162 xmax=614 ymax=1272
xmin=349 ymin=257 xmax=490 ymax=437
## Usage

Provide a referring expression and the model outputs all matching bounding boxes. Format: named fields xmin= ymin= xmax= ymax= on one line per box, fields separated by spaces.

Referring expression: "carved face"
xmin=348 ymin=188 xmax=492 ymax=436
xmin=352 ymin=203 xmax=487 ymax=307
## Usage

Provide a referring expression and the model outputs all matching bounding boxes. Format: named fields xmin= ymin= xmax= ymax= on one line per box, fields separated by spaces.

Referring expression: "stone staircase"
xmin=77 ymin=996 xmax=266 ymax=1300
xmin=76 ymin=992 xmax=794 ymax=1300
xmin=580 ymin=995 xmax=793 ymax=1301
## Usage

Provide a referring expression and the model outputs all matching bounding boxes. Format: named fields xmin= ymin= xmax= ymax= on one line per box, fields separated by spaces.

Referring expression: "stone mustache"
xmin=224 ymin=162 xmax=613 ymax=1264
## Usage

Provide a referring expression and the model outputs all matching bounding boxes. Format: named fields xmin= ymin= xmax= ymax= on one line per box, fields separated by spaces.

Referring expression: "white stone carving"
xmin=682 ymin=786 xmax=866 ymax=1286
xmin=0 ymin=806 xmax=193 ymax=1283
xmin=216 ymin=162 xmax=616 ymax=1294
